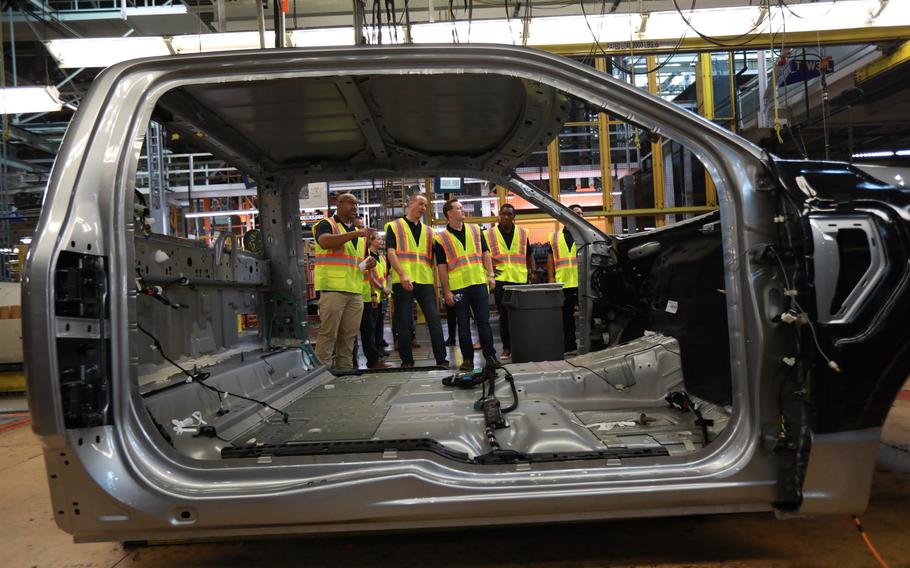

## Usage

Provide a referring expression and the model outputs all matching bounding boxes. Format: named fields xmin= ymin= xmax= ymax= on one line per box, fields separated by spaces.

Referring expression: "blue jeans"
xmin=454 ymin=284 xmax=496 ymax=363
xmin=392 ymin=283 xmax=447 ymax=366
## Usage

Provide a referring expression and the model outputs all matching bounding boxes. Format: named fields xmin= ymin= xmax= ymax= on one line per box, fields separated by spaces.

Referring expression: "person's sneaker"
xmin=502 ymin=349 xmax=511 ymax=358
xmin=445 ymin=337 xmax=456 ymax=346
xmin=367 ymin=360 xmax=391 ymax=369
xmin=458 ymin=360 xmax=474 ymax=372
xmin=400 ymin=362 xmax=415 ymax=369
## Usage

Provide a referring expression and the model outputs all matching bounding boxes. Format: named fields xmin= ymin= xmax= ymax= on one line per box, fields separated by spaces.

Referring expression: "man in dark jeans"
xmin=385 ymin=193 xmax=448 ymax=369
xmin=547 ymin=204 xmax=583 ymax=354
xmin=487 ymin=203 xmax=535 ymax=359
xmin=435 ymin=199 xmax=497 ymax=371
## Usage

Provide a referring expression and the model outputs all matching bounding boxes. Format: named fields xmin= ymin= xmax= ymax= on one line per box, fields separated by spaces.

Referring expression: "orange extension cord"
xmin=853 ymin=516 xmax=891 ymax=568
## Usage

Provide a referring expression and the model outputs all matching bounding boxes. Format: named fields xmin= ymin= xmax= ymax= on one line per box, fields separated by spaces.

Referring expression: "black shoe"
xmin=379 ymin=340 xmax=389 ymax=348
xmin=436 ymin=360 xmax=451 ymax=370
xmin=445 ymin=337 xmax=456 ymax=346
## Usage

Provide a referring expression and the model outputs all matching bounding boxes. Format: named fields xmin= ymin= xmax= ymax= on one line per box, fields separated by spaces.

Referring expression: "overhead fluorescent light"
xmin=43 ymin=1 xmax=910 ymax=68
xmin=895 ymin=149 xmax=910 ymax=156
xmin=19 ymin=236 xmax=32 ymax=244
xmin=0 ymin=86 xmax=63 ymax=114
xmin=185 ymin=209 xmax=258 ymax=218
xmin=610 ymin=191 xmax=623 ymax=195
xmin=44 ymin=37 xmax=170 ymax=69
xmin=852 ymin=151 xmax=895 ymax=159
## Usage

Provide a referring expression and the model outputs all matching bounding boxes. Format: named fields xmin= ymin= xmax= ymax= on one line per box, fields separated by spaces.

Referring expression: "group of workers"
xmin=312 ymin=191 xmax=582 ymax=372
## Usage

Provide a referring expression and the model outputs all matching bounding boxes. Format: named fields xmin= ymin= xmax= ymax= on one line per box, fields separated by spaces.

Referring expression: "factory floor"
xmin=2 ymin=348 xmax=909 ymax=567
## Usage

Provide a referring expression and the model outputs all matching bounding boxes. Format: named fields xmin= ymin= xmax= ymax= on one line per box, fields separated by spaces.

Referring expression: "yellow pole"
xmin=647 ymin=56 xmax=666 ymax=228
xmin=424 ymin=176 xmax=434 ymax=224
xmin=595 ymin=56 xmax=614 ymax=234
xmin=547 ymin=137 xmax=561 ymax=233
xmin=496 ymin=184 xmax=507 ymax=210
xmin=695 ymin=52 xmax=718 ymax=207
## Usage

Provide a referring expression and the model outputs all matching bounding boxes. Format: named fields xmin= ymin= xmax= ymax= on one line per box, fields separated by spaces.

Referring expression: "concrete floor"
xmin=0 ymin=389 xmax=907 ymax=567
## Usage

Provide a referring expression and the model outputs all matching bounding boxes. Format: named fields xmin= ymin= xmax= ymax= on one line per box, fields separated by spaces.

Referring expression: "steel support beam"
xmin=595 ymin=56 xmax=614 ymax=234
xmin=695 ymin=52 xmax=718 ymax=208
xmin=2 ymin=125 xmax=59 ymax=155
xmin=647 ymin=55 xmax=667 ymax=228
xmin=334 ymin=79 xmax=389 ymax=162
xmin=855 ymin=39 xmax=910 ymax=84
xmin=546 ymin=138 xmax=560 ymax=199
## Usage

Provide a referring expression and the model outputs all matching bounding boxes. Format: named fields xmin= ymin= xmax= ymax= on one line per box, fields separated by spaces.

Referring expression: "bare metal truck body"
xmin=23 ymin=46 xmax=910 ymax=542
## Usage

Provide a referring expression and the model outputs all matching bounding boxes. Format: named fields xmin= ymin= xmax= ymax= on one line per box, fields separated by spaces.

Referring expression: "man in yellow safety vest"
xmin=547 ymin=204 xmax=583 ymax=354
xmin=313 ymin=193 xmax=376 ymax=370
xmin=385 ymin=193 xmax=449 ymax=369
xmin=436 ymin=198 xmax=497 ymax=371
xmin=486 ymin=203 xmax=535 ymax=359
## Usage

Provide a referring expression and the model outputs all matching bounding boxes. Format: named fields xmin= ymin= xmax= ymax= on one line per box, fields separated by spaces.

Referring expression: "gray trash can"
xmin=502 ymin=283 xmax=565 ymax=364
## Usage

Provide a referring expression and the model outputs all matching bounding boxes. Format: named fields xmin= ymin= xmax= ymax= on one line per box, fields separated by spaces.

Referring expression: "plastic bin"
xmin=502 ymin=283 xmax=565 ymax=364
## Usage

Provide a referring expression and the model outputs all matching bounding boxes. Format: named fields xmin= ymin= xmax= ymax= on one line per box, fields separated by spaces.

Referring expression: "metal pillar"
xmin=424 ymin=176 xmax=434 ymax=224
xmin=256 ymin=0 xmax=266 ymax=48
xmin=595 ymin=56 xmax=614 ymax=234
xmin=695 ymin=52 xmax=718 ymax=207
xmin=546 ymin=138 xmax=560 ymax=200
xmin=496 ymin=184 xmax=507 ymax=211
xmin=353 ymin=0 xmax=366 ymax=46
xmin=146 ymin=121 xmax=169 ymax=235
xmin=647 ymin=56 xmax=666 ymax=228
xmin=273 ymin=0 xmax=285 ymax=48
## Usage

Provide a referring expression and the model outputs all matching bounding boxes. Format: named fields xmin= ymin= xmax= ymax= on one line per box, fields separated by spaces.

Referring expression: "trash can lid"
xmin=502 ymin=283 xmax=564 ymax=292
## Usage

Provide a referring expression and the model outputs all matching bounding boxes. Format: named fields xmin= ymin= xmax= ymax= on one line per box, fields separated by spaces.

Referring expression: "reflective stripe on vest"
xmin=314 ymin=217 xmax=366 ymax=294
xmin=488 ymin=225 xmax=528 ymax=284
xmin=385 ymin=218 xmax=434 ymax=285
xmin=551 ymin=229 xmax=578 ymax=289
xmin=437 ymin=224 xmax=487 ymax=291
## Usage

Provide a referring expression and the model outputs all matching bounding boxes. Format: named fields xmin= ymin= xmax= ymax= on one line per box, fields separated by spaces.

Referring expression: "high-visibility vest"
xmin=551 ymin=229 xmax=578 ymax=289
xmin=436 ymin=224 xmax=487 ymax=291
xmin=362 ymin=254 xmax=388 ymax=302
xmin=314 ymin=217 xmax=366 ymax=294
xmin=385 ymin=218 xmax=434 ymax=285
xmin=487 ymin=225 xmax=529 ymax=283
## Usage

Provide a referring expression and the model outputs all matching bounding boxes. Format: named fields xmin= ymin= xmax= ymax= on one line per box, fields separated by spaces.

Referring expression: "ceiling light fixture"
xmin=42 ymin=1 xmax=910 ymax=69
xmin=0 ymin=86 xmax=63 ymax=114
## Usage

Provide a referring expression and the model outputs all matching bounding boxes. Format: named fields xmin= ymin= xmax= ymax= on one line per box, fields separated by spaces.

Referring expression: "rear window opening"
xmin=130 ymin=75 xmax=734 ymax=466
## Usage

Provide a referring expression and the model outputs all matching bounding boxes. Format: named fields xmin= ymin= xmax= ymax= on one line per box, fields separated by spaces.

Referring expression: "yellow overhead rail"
xmin=855 ymin=39 xmax=910 ymax=84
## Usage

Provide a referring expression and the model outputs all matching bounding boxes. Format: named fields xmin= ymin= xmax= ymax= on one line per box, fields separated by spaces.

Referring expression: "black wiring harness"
xmin=136 ymin=322 xmax=289 ymax=424
xmin=442 ymin=355 xmax=519 ymax=456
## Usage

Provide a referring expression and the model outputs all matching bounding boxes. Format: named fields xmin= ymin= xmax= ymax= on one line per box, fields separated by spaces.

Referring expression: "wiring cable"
xmin=136 ymin=322 xmax=290 ymax=423
xmin=579 ymin=0 xmax=688 ymax=76
xmin=672 ymin=0 xmax=771 ymax=49
xmin=765 ymin=244 xmax=839 ymax=371
xmin=852 ymin=516 xmax=892 ymax=568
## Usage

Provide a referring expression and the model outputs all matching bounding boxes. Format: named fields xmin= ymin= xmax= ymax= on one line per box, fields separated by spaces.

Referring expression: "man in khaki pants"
xmin=313 ymin=193 xmax=375 ymax=370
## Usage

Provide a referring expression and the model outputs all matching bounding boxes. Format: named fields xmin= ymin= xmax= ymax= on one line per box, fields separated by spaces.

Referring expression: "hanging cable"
xmin=579 ymin=0 xmax=688 ymax=76
xmin=136 ymin=322 xmax=289 ymax=422
xmin=672 ymin=0 xmax=771 ymax=48
xmin=852 ymin=516 xmax=892 ymax=568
